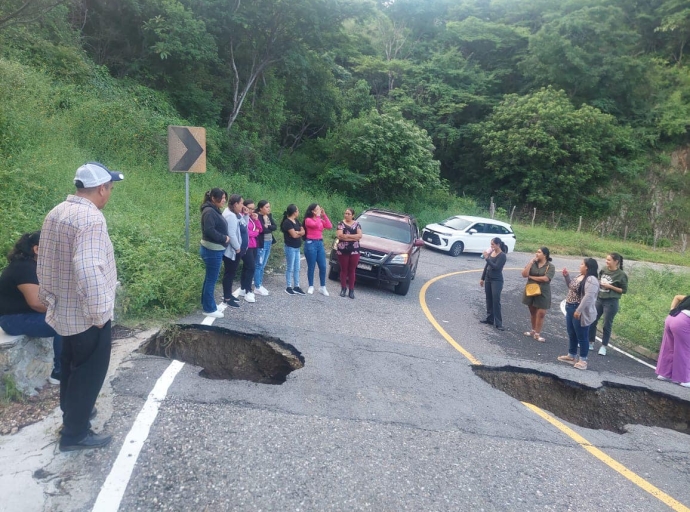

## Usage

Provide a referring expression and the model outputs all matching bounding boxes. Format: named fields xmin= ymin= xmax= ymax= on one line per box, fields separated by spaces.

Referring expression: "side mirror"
xmin=468 ymin=229 xmax=477 ymax=235
xmin=413 ymin=239 xmax=425 ymax=247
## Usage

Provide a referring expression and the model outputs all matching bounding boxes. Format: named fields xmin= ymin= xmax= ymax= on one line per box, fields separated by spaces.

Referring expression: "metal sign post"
xmin=168 ymin=125 xmax=206 ymax=251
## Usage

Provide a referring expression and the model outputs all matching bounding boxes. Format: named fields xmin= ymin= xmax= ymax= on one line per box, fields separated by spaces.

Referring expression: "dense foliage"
xmin=1 ymin=0 xmax=689 ymax=326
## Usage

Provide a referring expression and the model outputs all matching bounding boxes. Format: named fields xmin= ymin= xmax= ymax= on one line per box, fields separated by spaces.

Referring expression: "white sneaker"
xmin=255 ymin=286 xmax=269 ymax=296
xmin=307 ymin=286 xmax=314 ymax=294
xmin=319 ymin=286 xmax=329 ymax=296
xmin=588 ymin=343 xmax=594 ymax=351
xmin=233 ymin=287 xmax=245 ymax=298
xmin=244 ymin=292 xmax=256 ymax=303
xmin=681 ymin=382 xmax=690 ymax=388
xmin=598 ymin=346 xmax=607 ymax=356
xmin=657 ymin=375 xmax=670 ymax=381
xmin=203 ymin=310 xmax=224 ymax=318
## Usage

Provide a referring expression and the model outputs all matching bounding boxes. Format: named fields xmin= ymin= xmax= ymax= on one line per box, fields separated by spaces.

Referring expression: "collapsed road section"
xmin=141 ymin=324 xmax=304 ymax=384
xmin=474 ymin=365 xmax=690 ymax=435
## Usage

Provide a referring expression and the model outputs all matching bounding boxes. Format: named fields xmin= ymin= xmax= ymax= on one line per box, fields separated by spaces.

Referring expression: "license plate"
xmin=357 ymin=263 xmax=372 ymax=271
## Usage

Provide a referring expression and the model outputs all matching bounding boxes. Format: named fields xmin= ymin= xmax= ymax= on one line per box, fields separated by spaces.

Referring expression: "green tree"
xmin=471 ymin=87 xmax=635 ymax=214
xmin=320 ymin=109 xmax=444 ymax=203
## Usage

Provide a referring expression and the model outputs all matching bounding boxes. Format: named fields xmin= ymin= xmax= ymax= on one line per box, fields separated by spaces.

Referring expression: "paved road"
xmin=6 ymin=248 xmax=690 ymax=511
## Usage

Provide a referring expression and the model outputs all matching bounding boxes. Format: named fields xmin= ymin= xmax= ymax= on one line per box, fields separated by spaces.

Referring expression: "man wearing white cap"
xmin=38 ymin=162 xmax=124 ymax=451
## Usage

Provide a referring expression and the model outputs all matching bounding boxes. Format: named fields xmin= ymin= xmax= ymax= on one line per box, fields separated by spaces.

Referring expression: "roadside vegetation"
xmin=1 ymin=0 xmax=688 ymax=354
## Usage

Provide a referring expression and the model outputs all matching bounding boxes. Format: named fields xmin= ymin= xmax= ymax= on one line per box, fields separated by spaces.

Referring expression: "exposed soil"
xmin=474 ymin=365 xmax=690 ymax=435
xmin=0 ymin=384 xmax=59 ymax=435
xmin=141 ymin=324 xmax=304 ymax=384
xmin=0 ymin=325 xmax=141 ymax=436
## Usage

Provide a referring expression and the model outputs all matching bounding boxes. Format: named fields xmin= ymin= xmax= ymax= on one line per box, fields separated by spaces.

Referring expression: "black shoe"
xmin=340 ymin=287 xmax=347 ymax=297
xmin=224 ymin=297 xmax=241 ymax=308
xmin=349 ymin=289 xmax=355 ymax=299
xmin=59 ymin=430 xmax=112 ymax=452
xmin=479 ymin=319 xmax=492 ymax=324
xmin=285 ymin=287 xmax=295 ymax=295
xmin=496 ymin=326 xmax=505 ymax=331
xmin=293 ymin=286 xmax=306 ymax=295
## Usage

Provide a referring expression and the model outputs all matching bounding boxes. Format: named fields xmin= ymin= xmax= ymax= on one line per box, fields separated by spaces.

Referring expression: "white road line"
xmin=559 ymin=300 xmax=656 ymax=370
xmin=92 ymin=359 xmax=185 ymax=512
xmin=201 ymin=302 xmax=227 ymax=326
xmin=93 ymin=305 xmax=224 ymax=511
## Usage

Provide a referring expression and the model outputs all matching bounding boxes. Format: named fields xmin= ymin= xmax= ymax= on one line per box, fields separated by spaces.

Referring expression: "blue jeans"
xmin=200 ymin=246 xmax=224 ymax=312
xmin=284 ymin=245 xmax=301 ymax=288
xmin=0 ymin=313 xmax=62 ymax=373
xmin=304 ymin=239 xmax=327 ymax=287
xmin=254 ymin=240 xmax=272 ymax=288
xmin=588 ymin=298 xmax=620 ymax=346
xmin=566 ymin=303 xmax=590 ymax=359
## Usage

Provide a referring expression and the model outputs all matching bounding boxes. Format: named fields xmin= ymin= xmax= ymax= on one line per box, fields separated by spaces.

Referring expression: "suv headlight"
xmin=389 ymin=253 xmax=408 ymax=264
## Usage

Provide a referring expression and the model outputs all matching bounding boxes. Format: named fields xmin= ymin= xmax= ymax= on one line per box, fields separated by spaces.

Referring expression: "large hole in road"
xmin=474 ymin=365 xmax=690 ymax=435
xmin=140 ymin=324 xmax=304 ymax=385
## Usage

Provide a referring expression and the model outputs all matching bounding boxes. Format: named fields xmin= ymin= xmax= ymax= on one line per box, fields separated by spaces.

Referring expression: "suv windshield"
xmin=440 ymin=217 xmax=473 ymax=231
xmin=358 ymin=214 xmax=412 ymax=243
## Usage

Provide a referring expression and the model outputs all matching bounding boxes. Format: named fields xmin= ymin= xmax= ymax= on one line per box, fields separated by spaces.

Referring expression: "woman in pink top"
xmin=238 ymin=199 xmax=262 ymax=303
xmin=303 ymin=203 xmax=333 ymax=296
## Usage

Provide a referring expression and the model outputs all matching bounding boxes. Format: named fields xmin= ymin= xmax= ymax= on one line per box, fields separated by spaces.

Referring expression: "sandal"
xmin=524 ymin=330 xmax=535 ymax=337
xmin=533 ymin=333 xmax=545 ymax=342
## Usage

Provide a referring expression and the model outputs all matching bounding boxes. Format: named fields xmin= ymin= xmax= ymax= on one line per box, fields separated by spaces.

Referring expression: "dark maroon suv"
xmin=328 ymin=208 xmax=424 ymax=295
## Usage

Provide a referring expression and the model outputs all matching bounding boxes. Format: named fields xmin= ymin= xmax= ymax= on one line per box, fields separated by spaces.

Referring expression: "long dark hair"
xmin=281 ymin=204 xmax=299 ymax=232
xmin=609 ymin=252 xmax=624 ymax=270
xmin=579 ymin=257 xmax=599 ymax=296
xmin=491 ymin=237 xmax=509 ymax=254
xmin=304 ymin=203 xmax=319 ymax=219
xmin=8 ymin=231 xmax=40 ymax=262
xmin=670 ymin=295 xmax=690 ymax=317
xmin=541 ymin=247 xmax=552 ymax=262
xmin=201 ymin=188 xmax=225 ymax=211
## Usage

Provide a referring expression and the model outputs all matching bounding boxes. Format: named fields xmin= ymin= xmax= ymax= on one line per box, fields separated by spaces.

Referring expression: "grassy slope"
xmin=1 ymin=57 xmax=688 ymax=352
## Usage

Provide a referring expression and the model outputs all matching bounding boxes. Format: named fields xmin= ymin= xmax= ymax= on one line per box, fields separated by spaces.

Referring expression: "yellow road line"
xmin=420 ymin=270 xmax=690 ymax=512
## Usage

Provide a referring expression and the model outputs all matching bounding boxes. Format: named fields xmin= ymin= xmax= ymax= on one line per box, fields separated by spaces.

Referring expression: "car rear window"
xmin=358 ymin=215 xmax=412 ymax=244
xmin=440 ymin=217 xmax=473 ymax=231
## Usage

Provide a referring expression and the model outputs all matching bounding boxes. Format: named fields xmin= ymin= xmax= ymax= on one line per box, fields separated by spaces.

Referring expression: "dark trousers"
xmin=222 ymin=255 xmax=241 ymax=301
xmin=60 ymin=321 xmax=112 ymax=444
xmin=484 ymin=279 xmax=503 ymax=328
xmin=588 ymin=298 xmax=620 ymax=346
xmin=337 ymin=252 xmax=360 ymax=290
xmin=240 ymin=248 xmax=256 ymax=292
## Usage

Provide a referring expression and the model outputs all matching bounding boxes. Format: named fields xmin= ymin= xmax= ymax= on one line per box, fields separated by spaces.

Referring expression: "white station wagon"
xmin=421 ymin=215 xmax=517 ymax=256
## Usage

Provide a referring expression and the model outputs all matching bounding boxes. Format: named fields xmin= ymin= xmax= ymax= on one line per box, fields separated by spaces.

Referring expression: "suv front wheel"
xmin=394 ymin=275 xmax=411 ymax=295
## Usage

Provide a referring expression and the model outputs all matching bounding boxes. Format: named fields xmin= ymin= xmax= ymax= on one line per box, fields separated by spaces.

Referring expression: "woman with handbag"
xmin=521 ymin=247 xmax=555 ymax=342
xmin=557 ymin=258 xmax=600 ymax=370
xmin=479 ymin=237 xmax=508 ymax=331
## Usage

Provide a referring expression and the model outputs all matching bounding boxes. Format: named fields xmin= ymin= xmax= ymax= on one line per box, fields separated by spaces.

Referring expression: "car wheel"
xmin=450 ymin=241 xmax=464 ymax=257
xmin=394 ymin=275 xmax=411 ymax=296
xmin=328 ymin=267 xmax=340 ymax=281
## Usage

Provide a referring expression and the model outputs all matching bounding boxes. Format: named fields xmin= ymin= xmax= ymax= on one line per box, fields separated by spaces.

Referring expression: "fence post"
xmin=489 ymin=197 xmax=495 ymax=219
xmin=624 ymin=224 xmax=628 ymax=241
xmin=577 ymin=216 xmax=582 ymax=233
xmin=682 ymin=234 xmax=687 ymax=254
xmin=509 ymin=205 xmax=516 ymax=224
xmin=531 ymin=207 xmax=536 ymax=228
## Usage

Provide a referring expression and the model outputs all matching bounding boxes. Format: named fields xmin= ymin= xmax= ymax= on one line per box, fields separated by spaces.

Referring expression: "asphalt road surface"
xmin=8 ymin=248 xmax=690 ymax=511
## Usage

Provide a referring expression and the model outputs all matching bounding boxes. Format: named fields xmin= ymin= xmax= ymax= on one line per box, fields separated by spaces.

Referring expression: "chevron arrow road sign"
xmin=168 ymin=126 xmax=206 ymax=173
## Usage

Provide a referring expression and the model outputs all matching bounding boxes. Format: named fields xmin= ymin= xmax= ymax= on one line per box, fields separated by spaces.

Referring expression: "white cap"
xmin=74 ymin=162 xmax=124 ymax=188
